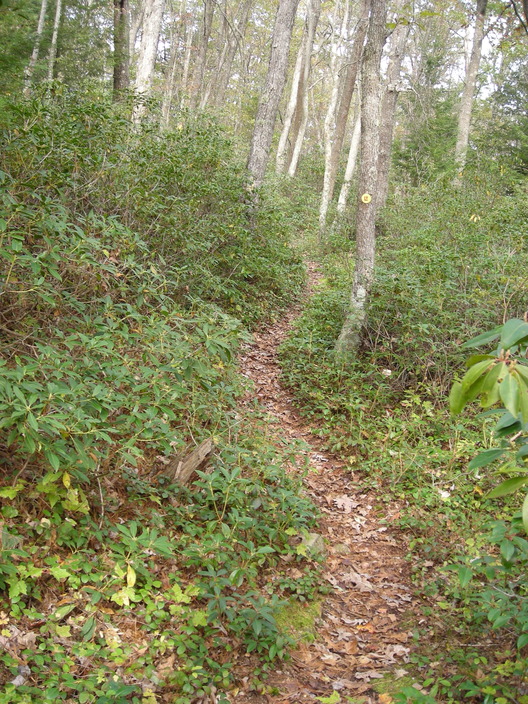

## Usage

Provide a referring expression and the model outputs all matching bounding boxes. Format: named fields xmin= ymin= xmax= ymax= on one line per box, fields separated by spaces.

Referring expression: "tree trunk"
xmin=161 ymin=20 xmax=180 ymax=127
xmin=24 ymin=0 xmax=49 ymax=95
xmin=130 ymin=0 xmax=144 ymax=58
xmin=46 ymin=0 xmax=63 ymax=82
xmin=161 ymin=0 xmax=189 ymax=127
xmin=453 ymin=0 xmax=488 ymax=182
xmin=375 ymin=14 xmax=409 ymax=213
xmin=113 ymin=0 xmax=130 ymax=100
xmin=212 ymin=0 xmax=252 ymax=107
xmin=276 ymin=31 xmax=306 ymax=173
xmin=336 ymin=105 xmax=361 ymax=214
xmin=247 ymin=0 xmax=300 ymax=187
xmin=277 ymin=0 xmax=321 ymax=175
xmin=319 ymin=0 xmax=368 ymax=234
xmin=190 ymin=0 xmax=215 ymax=108
xmin=319 ymin=0 xmax=349 ymax=233
xmin=133 ymin=0 xmax=165 ymax=118
xmin=335 ymin=0 xmax=387 ymax=359
xmin=180 ymin=20 xmax=195 ymax=106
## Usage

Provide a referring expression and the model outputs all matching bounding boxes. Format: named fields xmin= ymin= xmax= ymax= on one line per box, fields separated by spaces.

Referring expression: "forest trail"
xmin=236 ymin=263 xmax=418 ymax=704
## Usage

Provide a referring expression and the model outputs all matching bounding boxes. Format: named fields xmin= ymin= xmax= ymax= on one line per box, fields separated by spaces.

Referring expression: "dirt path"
xmin=236 ymin=263 xmax=417 ymax=704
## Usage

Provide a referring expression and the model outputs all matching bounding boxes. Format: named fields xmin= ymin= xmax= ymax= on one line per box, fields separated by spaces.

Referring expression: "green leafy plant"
xmin=450 ymin=317 xmax=528 ymax=529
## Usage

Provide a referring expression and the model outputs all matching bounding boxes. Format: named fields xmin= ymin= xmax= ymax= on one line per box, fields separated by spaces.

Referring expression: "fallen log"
xmin=165 ymin=438 xmax=215 ymax=486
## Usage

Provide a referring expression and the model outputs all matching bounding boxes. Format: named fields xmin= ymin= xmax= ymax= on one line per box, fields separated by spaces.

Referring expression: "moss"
xmin=372 ymin=673 xmax=417 ymax=696
xmin=275 ymin=597 xmax=322 ymax=643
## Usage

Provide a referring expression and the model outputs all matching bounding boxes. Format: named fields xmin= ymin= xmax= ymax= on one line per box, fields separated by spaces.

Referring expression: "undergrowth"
xmin=280 ymin=169 xmax=528 ymax=702
xmin=0 ymin=90 xmax=317 ymax=702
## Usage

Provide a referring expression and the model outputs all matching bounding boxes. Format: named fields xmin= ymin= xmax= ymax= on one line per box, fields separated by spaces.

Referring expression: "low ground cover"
xmin=280 ymin=171 xmax=528 ymax=702
xmin=0 ymin=92 xmax=319 ymax=703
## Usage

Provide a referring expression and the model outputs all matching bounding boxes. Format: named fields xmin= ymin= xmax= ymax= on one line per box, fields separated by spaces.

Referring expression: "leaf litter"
xmin=234 ymin=263 xmax=417 ymax=704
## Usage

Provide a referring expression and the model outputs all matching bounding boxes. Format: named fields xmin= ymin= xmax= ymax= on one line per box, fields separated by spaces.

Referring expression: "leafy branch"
xmin=450 ymin=317 xmax=528 ymax=531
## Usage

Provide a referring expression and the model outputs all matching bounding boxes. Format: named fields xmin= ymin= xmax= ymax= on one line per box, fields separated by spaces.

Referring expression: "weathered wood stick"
xmin=166 ymin=438 xmax=215 ymax=485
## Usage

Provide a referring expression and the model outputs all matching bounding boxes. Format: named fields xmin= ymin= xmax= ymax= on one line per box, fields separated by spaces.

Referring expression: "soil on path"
xmin=236 ymin=263 xmax=418 ymax=704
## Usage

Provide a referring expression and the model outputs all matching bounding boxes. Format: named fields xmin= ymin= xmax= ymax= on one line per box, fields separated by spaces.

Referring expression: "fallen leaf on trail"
xmin=390 ymin=631 xmax=410 ymax=642
xmin=342 ymin=570 xmax=374 ymax=592
xmin=333 ymin=496 xmax=359 ymax=513
xmin=157 ymin=654 xmax=176 ymax=677
xmin=333 ymin=628 xmax=356 ymax=641
xmin=379 ymin=694 xmax=394 ymax=703
xmin=331 ymin=678 xmax=359 ymax=691
xmin=372 ymin=644 xmax=410 ymax=664
xmin=337 ymin=640 xmax=358 ymax=655
xmin=394 ymin=668 xmax=409 ymax=679
xmin=355 ymin=670 xmax=385 ymax=681
xmin=356 ymin=621 xmax=376 ymax=633
xmin=0 ymin=626 xmax=37 ymax=654
xmin=323 ymin=573 xmax=343 ymax=589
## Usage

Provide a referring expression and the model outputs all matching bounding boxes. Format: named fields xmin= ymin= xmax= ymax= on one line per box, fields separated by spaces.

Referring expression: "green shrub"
xmin=0 ymin=89 xmax=316 ymax=702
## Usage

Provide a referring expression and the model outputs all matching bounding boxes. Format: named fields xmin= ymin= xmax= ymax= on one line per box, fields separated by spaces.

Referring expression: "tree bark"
xmin=161 ymin=0 xmax=188 ymax=127
xmin=190 ymin=0 xmax=215 ymax=108
xmin=133 ymin=0 xmax=165 ymax=119
xmin=375 ymin=14 xmax=409 ymax=213
xmin=206 ymin=0 xmax=253 ymax=108
xmin=134 ymin=0 xmax=165 ymax=94
xmin=24 ymin=0 xmax=49 ymax=95
xmin=319 ymin=0 xmax=368 ymax=234
xmin=277 ymin=0 xmax=321 ymax=175
xmin=336 ymin=104 xmax=361 ymax=214
xmin=130 ymin=0 xmax=145 ymax=58
xmin=180 ymin=19 xmax=195 ymax=106
xmin=247 ymin=0 xmax=300 ymax=187
xmin=319 ymin=0 xmax=350 ymax=233
xmin=276 ymin=31 xmax=306 ymax=173
xmin=46 ymin=0 xmax=63 ymax=82
xmin=453 ymin=0 xmax=488 ymax=182
xmin=113 ymin=0 xmax=130 ymax=100
xmin=335 ymin=0 xmax=387 ymax=359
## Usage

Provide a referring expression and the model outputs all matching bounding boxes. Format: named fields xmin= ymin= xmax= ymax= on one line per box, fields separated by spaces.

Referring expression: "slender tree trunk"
xmin=319 ymin=0 xmax=349 ymax=232
xmin=161 ymin=20 xmax=180 ymax=126
xmin=113 ymin=0 xmax=130 ymax=100
xmin=133 ymin=0 xmax=165 ymax=119
xmin=190 ymin=0 xmax=215 ymax=108
xmin=375 ymin=15 xmax=409 ymax=212
xmin=211 ymin=0 xmax=252 ymax=107
xmin=46 ymin=0 xmax=63 ymax=82
xmin=24 ymin=0 xmax=49 ymax=95
xmin=335 ymin=0 xmax=387 ymax=359
xmin=310 ymin=88 xmax=325 ymax=155
xmin=276 ymin=32 xmax=306 ymax=173
xmin=180 ymin=21 xmax=195 ymax=106
xmin=247 ymin=0 xmax=300 ymax=187
xmin=200 ymin=40 xmax=229 ymax=108
xmin=453 ymin=0 xmax=488 ymax=182
xmin=130 ymin=0 xmax=144 ymax=57
xmin=277 ymin=0 xmax=320 ymax=175
xmin=161 ymin=0 xmax=190 ymax=126
xmin=319 ymin=0 xmax=368 ymax=234
xmin=288 ymin=0 xmax=321 ymax=178
xmin=286 ymin=63 xmax=311 ymax=176
xmin=336 ymin=105 xmax=361 ymax=214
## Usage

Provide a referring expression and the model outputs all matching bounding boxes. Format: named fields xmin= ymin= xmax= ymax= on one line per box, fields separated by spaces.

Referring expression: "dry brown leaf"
xmin=355 ymin=670 xmax=385 ymax=681
xmin=157 ymin=653 xmax=176 ymax=677
xmin=379 ymin=694 xmax=394 ymax=703
xmin=333 ymin=496 xmax=359 ymax=513
xmin=341 ymin=569 xmax=374 ymax=592
xmin=0 ymin=626 xmax=37 ymax=654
